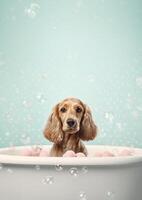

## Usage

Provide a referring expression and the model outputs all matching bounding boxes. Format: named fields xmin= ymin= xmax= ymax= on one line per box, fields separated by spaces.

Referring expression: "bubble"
xmin=136 ymin=106 xmax=142 ymax=112
xmin=40 ymin=73 xmax=48 ymax=79
xmin=66 ymin=53 xmax=73 ymax=60
xmin=131 ymin=110 xmax=139 ymax=119
xmin=5 ymin=111 xmax=13 ymax=122
xmin=26 ymin=115 xmax=33 ymax=123
xmin=106 ymin=191 xmax=115 ymax=199
xmin=88 ymin=74 xmax=95 ymax=83
xmin=5 ymin=132 xmax=10 ymax=136
xmin=24 ymin=3 xmax=40 ymax=19
xmin=116 ymin=122 xmax=123 ymax=131
xmin=20 ymin=134 xmax=31 ymax=145
xmin=0 ymin=96 xmax=6 ymax=103
xmin=36 ymin=94 xmax=46 ymax=104
xmin=24 ymin=8 xmax=36 ymax=18
xmin=0 ymin=60 xmax=5 ymax=67
xmin=81 ymin=166 xmax=88 ymax=174
xmin=11 ymin=15 xmax=16 ymax=21
xmin=42 ymin=176 xmax=54 ymax=185
xmin=77 ymin=0 xmax=83 ymax=7
xmin=55 ymin=164 xmax=63 ymax=172
xmin=7 ymin=168 xmax=13 ymax=174
xmin=22 ymin=100 xmax=32 ymax=108
xmin=79 ymin=191 xmax=87 ymax=200
xmin=31 ymin=3 xmax=40 ymax=11
xmin=104 ymin=112 xmax=114 ymax=123
xmin=0 ymin=163 xmax=3 ymax=170
xmin=53 ymin=26 xmax=57 ymax=30
xmin=35 ymin=165 xmax=40 ymax=171
xmin=136 ymin=77 xmax=142 ymax=89
xmin=69 ymin=167 xmax=78 ymax=177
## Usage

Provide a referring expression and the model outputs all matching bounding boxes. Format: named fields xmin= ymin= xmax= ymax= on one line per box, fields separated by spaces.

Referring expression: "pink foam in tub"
xmin=21 ymin=146 xmax=49 ymax=157
xmin=21 ymin=146 xmax=138 ymax=157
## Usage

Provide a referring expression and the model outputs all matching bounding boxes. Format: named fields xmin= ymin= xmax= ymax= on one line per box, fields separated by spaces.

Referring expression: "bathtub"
xmin=0 ymin=145 xmax=142 ymax=200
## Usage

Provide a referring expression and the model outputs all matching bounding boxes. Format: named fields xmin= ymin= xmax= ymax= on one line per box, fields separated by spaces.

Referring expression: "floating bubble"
xmin=53 ymin=26 xmax=57 ymax=30
xmin=40 ymin=73 xmax=48 ymax=79
xmin=24 ymin=3 xmax=40 ymax=19
xmin=5 ymin=132 xmax=10 ymax=137
xmin=35 ymin=165 xmax=40 ymax=171
xmin=0 ymin=97 xmax=6 ymax=103
xmin=88 ymin=74 xmax=95 ymax=83
xmin=11 ymin=15 xmax=16 ymax=21
xmin=42 ymin=176 xmax=54 ymax=185
xmin=26 ymin=115 xmax=33 ymax=123
xmin=136 ymin=77 xmax=142 ymax=89
xmin=76 ymin=0 xmax=83 ymax=8
xmin=31 ymin=3 xmax=40 ymax=11
xmin=22 ymin=100 xmax=32 ymax=108
xmin=81 ymin=166 xmax=88 ymax=174
xmin=116 ymin=122 xmax=123 ymax=131
xmin=106 ymin=191 xmax=115 ymax=199
xmin=69 ymin=167 xmax=78 ymax=177
xmin=36 ymin=94 xmax=46 ymax=104
xmin=7 ymin=168 xmax=13 ymax=174
xmin=66 ymin=53 xmax=73 ymax=60
xmin=104 ymin=112 xmax=114 ymax=123
xmin=136 ymin=106 xmax=142 ymax=112
xmin=79 ymin=191 xmax=87 ymax=200
xmin=0 ymin=163 xmax=3 ymax=170
xmin=131 ymin=110 xmax=139 ymax=119
xmin=24 ymin=8 xmax=36 ymax=18
xmin=5 ymin=111 xmax=13 ymax=122
xmin=0 ymin=60 xmax=5 ymax=67
xmin=20 ymin=134 xmax=31 ymax=145
xmin=55 ymin=164 xmax=63 ymax=172
xmin=126 ymin=93 xmax=133 ymax=110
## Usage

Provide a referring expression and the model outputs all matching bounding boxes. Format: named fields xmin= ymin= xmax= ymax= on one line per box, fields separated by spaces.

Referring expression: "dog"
xmin=43 ymin=97 xmax=97 ymax=156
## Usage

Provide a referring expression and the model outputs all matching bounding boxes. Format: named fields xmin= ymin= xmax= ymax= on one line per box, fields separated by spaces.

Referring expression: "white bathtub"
xmin=0 ymin=145 xmax=142 ymax=200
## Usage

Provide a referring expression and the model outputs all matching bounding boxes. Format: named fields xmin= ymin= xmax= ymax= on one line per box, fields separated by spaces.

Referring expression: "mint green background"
xmin=0 ymin=0 xmax=142 ymax=148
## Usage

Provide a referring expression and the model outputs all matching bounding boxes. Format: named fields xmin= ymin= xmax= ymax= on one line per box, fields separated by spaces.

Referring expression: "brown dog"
xmin=43 ymin=98 xmax=97 ymax=156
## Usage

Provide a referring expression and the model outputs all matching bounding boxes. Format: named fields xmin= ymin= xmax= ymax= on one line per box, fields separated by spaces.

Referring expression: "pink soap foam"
xmin=94 ymin=151 xmax=114 ymax=157
xmin=39 ymin=148 xmax=50 ymax=157
xmin=117 ymin=149 xmax=135 ymax=156
xmin=63 ymin=150 xmax=76 ymax=157
xmin=21 ymin=146 xmax=46 ymax=157
xmin=21 ymin=148 xmax=33 ymax=156
xmin=76 ymin=152 xmax=86 ymax=157
xmin=21 ymin=147 xmax=140 ymax=157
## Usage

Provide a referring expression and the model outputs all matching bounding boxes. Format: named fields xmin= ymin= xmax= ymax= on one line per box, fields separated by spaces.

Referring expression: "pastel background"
xmin=0 ymin=0 xmax=142 ymax=148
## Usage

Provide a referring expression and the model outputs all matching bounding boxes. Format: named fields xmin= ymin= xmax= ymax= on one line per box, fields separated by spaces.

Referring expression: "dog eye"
xmin=60 ymin=107 xmax=67 ymax=113
xmin=76 ymin=107 xmax=82 ymax=113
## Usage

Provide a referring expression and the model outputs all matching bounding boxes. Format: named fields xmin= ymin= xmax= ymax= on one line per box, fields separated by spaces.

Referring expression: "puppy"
xmin=43 ymin=98 xmax=97 ymax=156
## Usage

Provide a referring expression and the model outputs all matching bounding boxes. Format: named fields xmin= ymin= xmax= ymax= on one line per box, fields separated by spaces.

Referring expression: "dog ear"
xmin=43 ymin=104 xmax=63 ymax=144
xmin=79 ymin=104 xmax=97 ymax=141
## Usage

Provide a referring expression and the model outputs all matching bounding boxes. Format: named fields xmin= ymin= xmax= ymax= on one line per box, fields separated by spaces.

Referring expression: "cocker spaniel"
xmin=43 ymin=98 xmax=97 ymax=156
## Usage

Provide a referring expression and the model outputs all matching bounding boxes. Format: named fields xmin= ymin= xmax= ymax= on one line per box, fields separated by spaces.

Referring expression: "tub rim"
xmin=0 ymin=145 xmax=142 ymax=166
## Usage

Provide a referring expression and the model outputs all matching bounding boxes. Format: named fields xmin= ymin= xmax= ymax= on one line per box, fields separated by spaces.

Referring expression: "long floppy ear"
xmin=43 ymin=104 xmax=63 ymax=144
xmin=79 ymin=104 xmax=97 ymax=141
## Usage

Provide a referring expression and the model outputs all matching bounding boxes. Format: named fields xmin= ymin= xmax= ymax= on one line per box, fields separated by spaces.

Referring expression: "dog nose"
xmin=67 ymin=118 xmax=77 ymax=128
